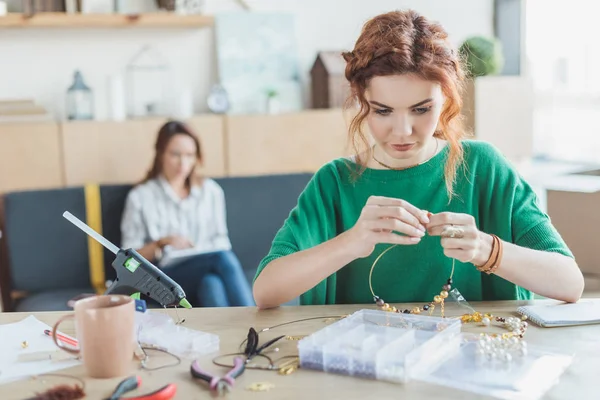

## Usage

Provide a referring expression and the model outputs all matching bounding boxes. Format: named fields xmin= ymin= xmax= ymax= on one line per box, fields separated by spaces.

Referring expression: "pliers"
xmin=106 ymin=376 xmax=177 ymax=400
xmin=190 ymin=356 xmax=245 ymax=396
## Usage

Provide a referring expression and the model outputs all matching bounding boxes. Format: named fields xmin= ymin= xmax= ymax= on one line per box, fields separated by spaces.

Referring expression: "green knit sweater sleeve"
xmin=254 ymin=162 xmax=341 ymax=304
xmin=471 ymin=141 xmax=573 ymax=258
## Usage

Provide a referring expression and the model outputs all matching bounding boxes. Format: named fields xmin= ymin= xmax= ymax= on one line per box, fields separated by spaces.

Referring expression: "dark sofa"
xmin=0 ymin=173 xmax=313 ymax=312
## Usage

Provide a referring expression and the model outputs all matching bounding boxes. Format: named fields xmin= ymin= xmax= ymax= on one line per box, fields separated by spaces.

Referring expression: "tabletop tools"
xmin=190 ymin=357 xmax=245 ymax=396
xmin=107 ymin=376 xmax=176 ymax=400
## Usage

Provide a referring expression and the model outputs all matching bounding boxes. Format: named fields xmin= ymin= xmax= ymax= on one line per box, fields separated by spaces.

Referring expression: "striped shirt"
xmin=120 ymin=176 xmax=232 ymax=253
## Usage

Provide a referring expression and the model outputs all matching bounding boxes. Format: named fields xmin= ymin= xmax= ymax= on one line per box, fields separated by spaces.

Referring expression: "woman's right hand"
xmin=342 ymin=195 xmax=429 ymax=258
xmin=158 ymin=236 xmax=193 ymax=250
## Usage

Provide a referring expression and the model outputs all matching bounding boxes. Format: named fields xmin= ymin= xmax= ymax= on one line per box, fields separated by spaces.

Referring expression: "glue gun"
xmin=63 ymin=211 xmax=192 ymax=309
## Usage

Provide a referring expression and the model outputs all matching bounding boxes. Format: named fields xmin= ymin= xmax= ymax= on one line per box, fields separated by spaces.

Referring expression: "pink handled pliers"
xmin=190 ymin=356 xmax=245 ymax=396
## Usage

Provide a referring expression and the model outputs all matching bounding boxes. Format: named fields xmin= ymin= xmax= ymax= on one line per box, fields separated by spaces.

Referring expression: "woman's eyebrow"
xmin=368 ymin=98 xmax=433 ymax=110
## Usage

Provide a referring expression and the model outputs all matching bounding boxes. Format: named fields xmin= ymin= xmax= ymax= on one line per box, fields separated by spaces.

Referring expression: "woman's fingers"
xmin=427 ymin=212 xmax=475 ymax=232
xmin=370 ymin=218 xmax=425 ymax=238
xmin=441 ymin=237 xmax=474 ymax=250
xmin=364 ymin=205 xmax=426 ymax=231
xmin=429 ymin=224 xmax=477 ymax=238
xmin=442 ymin=248 xmax=471 ymax=261
xmin=366 ymin=196 xmax=429 ymax=224
xmin=377 ymin=231 xmax=422 ymax=245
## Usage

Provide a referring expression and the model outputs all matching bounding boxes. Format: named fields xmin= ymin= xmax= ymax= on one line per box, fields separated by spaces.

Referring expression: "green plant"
xmin=459 ymin=36 xmax=504 ymax=78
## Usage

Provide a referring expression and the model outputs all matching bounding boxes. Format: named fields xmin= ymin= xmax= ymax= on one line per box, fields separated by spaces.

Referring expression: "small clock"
xmin=207 ymin=84 xmax=230 ymax=114
xmin=176 ymin=0 xmax=205 ymax=14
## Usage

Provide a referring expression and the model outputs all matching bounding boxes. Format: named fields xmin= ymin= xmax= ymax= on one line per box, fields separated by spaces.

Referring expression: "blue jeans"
xmin=162 ymin=250 xmax=254 ymax=307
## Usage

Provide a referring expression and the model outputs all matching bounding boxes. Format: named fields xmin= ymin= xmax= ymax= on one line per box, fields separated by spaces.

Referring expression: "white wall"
xmin=0 ymin=0 xmax=493 ymax=120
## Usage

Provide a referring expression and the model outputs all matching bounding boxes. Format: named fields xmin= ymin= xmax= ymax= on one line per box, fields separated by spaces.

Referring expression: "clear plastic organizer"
xmin=298 ymin=309 xmax=573 ymax=400
xmin=297 ymin=309 xmax=462 ymax=383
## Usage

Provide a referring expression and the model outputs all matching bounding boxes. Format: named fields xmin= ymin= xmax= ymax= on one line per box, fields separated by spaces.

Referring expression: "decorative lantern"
xmin=66 ymin=70 xmax=94 ymax=120
xmin=126 ymin=45 xmax=170 ymax=118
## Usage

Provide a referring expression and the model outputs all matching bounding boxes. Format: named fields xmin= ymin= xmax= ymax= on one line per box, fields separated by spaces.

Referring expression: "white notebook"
xmin=158 ymin=246 xmax=212 ymax=268
xmin=517 ymin=300 xmax=600 ymax=327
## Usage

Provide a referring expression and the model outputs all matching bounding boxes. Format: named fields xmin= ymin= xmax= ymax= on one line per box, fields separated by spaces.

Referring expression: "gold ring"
xmin=443 ymin=226 xmax=464 ymax=239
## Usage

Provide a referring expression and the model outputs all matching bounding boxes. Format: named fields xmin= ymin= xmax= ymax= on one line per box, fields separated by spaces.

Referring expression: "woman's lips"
xmin=391 ymin=143 xmax=415 ymax=152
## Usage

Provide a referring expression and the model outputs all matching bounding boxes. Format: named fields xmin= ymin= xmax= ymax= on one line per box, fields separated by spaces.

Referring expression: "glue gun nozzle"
xmin=179 ymin=298 xmax=192 ymax=309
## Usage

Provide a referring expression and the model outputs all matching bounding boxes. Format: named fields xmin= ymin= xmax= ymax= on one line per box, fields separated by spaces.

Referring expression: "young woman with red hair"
xmin=253 ymin=10 xmax=583 ymax=309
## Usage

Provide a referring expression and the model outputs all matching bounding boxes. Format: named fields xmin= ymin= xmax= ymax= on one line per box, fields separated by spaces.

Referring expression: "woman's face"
xmin=161 ymin=134 xmax=198 ymax=182
xmin=365 ymin=74 xmax=444 ymax=165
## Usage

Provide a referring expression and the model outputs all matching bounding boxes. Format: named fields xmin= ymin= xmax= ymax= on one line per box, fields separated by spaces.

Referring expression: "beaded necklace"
xmin=369 ymin=224 xmax=458 ymax=317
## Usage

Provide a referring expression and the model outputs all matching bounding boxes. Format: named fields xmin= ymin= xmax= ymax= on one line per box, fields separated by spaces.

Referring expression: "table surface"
xmin=0 ymin=300 xmax=598 ymax=400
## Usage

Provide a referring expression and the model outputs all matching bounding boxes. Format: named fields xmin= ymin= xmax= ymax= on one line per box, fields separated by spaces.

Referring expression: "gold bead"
xmin=440 ymin=290 xmax=448 ymax=299
xmin=411 ymin=307 xmax=421 ymax=314
xmin=521 ymin=315 xmax=528 ymax=321
xmin=279 ymin=365 xmax=297 ymax=375
xmin=391 ymin=307 xmax=397 ymax=312
xmin=21 ymin=341 xmax=28 ymax=349
xmin=383 ymin=303 xmax=389 ymax=309
xmin=434 ymin=295 xmax=442 ymax=303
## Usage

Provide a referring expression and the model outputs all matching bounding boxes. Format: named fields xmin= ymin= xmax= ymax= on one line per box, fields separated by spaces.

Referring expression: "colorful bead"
xmin=411 ymin=307 xmax=421 ymax=314
xmin=423 ymin=305 xmax=429 ymax=311
xmin=442 ymin=284 xmax=451 ymax=291
xmin=391 ymin=306 xmax=397 ymax=312
xmin=439 ymin=290 xmax=448 ymax=299
xmin=434 ymin=295 xmax=442 ymax=303
xmin=376 ymin=298 xmax=385 ymax=307
xmin=447 ymin=278 xmax=453 ymax=285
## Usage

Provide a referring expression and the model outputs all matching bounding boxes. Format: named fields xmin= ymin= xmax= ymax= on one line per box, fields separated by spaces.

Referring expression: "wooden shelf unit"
xmin=0 ymin=12 xmax=214 ymax=29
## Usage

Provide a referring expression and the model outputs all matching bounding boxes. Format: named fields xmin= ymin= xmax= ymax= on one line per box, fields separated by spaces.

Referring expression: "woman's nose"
xmin=392 ymin=115 xmax=413 ymax=137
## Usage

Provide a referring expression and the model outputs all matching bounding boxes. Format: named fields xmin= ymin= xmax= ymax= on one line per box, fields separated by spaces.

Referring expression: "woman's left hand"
xmin=426 ymin=212 xmax=493 ymax=265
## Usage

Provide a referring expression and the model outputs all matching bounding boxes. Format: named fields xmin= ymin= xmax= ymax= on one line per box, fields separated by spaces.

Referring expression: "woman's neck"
xmin=165 ymin=176 xmax=189 ymax=199
xmin=371 ymin=138 xmax=441 ymax=170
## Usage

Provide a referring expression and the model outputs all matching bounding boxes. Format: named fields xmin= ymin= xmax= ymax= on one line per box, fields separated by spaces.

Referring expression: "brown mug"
xmin=52 ymin=294 xmax=136 ymax=378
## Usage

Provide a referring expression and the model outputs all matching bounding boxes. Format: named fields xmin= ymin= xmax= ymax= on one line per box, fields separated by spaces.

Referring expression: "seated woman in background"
xmin=120 ymin=120 xmax=254 ymax=307
xmin=253 ymin=10 xmax=584 ymax=310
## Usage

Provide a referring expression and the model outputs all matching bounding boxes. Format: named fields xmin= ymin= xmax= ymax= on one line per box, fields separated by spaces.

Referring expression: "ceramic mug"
xmin=52 ymin=295 xmax=136 ymax=378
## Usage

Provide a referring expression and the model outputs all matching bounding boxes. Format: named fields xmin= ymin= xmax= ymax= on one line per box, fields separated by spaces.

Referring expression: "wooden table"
xmin=0 ymin=300 xmax=598 ymax=400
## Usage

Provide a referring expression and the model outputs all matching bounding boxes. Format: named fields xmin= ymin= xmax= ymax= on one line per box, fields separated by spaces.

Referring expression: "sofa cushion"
xmin=14 ymin=287 xmax=93 ymax=312
xmin=3 ymin=188 xmax=90 ymax=293
xmin=100 ymin=185 xmax=134 ymax=282
xmin=216 ymin=173 xmax=312 ymax=284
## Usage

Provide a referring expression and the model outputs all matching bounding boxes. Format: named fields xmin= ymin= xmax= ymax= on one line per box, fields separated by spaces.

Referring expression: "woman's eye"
xmin=413 ymin=106 xmax=431 ymax=115
xmin=374 ymin=108 xmax=391 ymax=116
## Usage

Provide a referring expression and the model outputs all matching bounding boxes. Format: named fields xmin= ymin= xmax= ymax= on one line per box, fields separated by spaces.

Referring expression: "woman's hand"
xmin=342 ymin=196 xmax=430 ymax=259
xmin=427 ymin=212 xmax=493 ymax=265
xmin=158 ymin=236 xmax=194 ymax=250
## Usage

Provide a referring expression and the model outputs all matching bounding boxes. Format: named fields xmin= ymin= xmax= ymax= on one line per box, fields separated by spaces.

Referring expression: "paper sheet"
xmin=0 ymin=315 xmax=80 ymax=385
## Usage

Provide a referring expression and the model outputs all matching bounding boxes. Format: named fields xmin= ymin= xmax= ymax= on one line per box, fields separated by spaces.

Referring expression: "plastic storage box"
xmin=298 ymin=309 xmax=573 ymax=399
xmin=298 ymin=309 xmax=462 ymax=383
